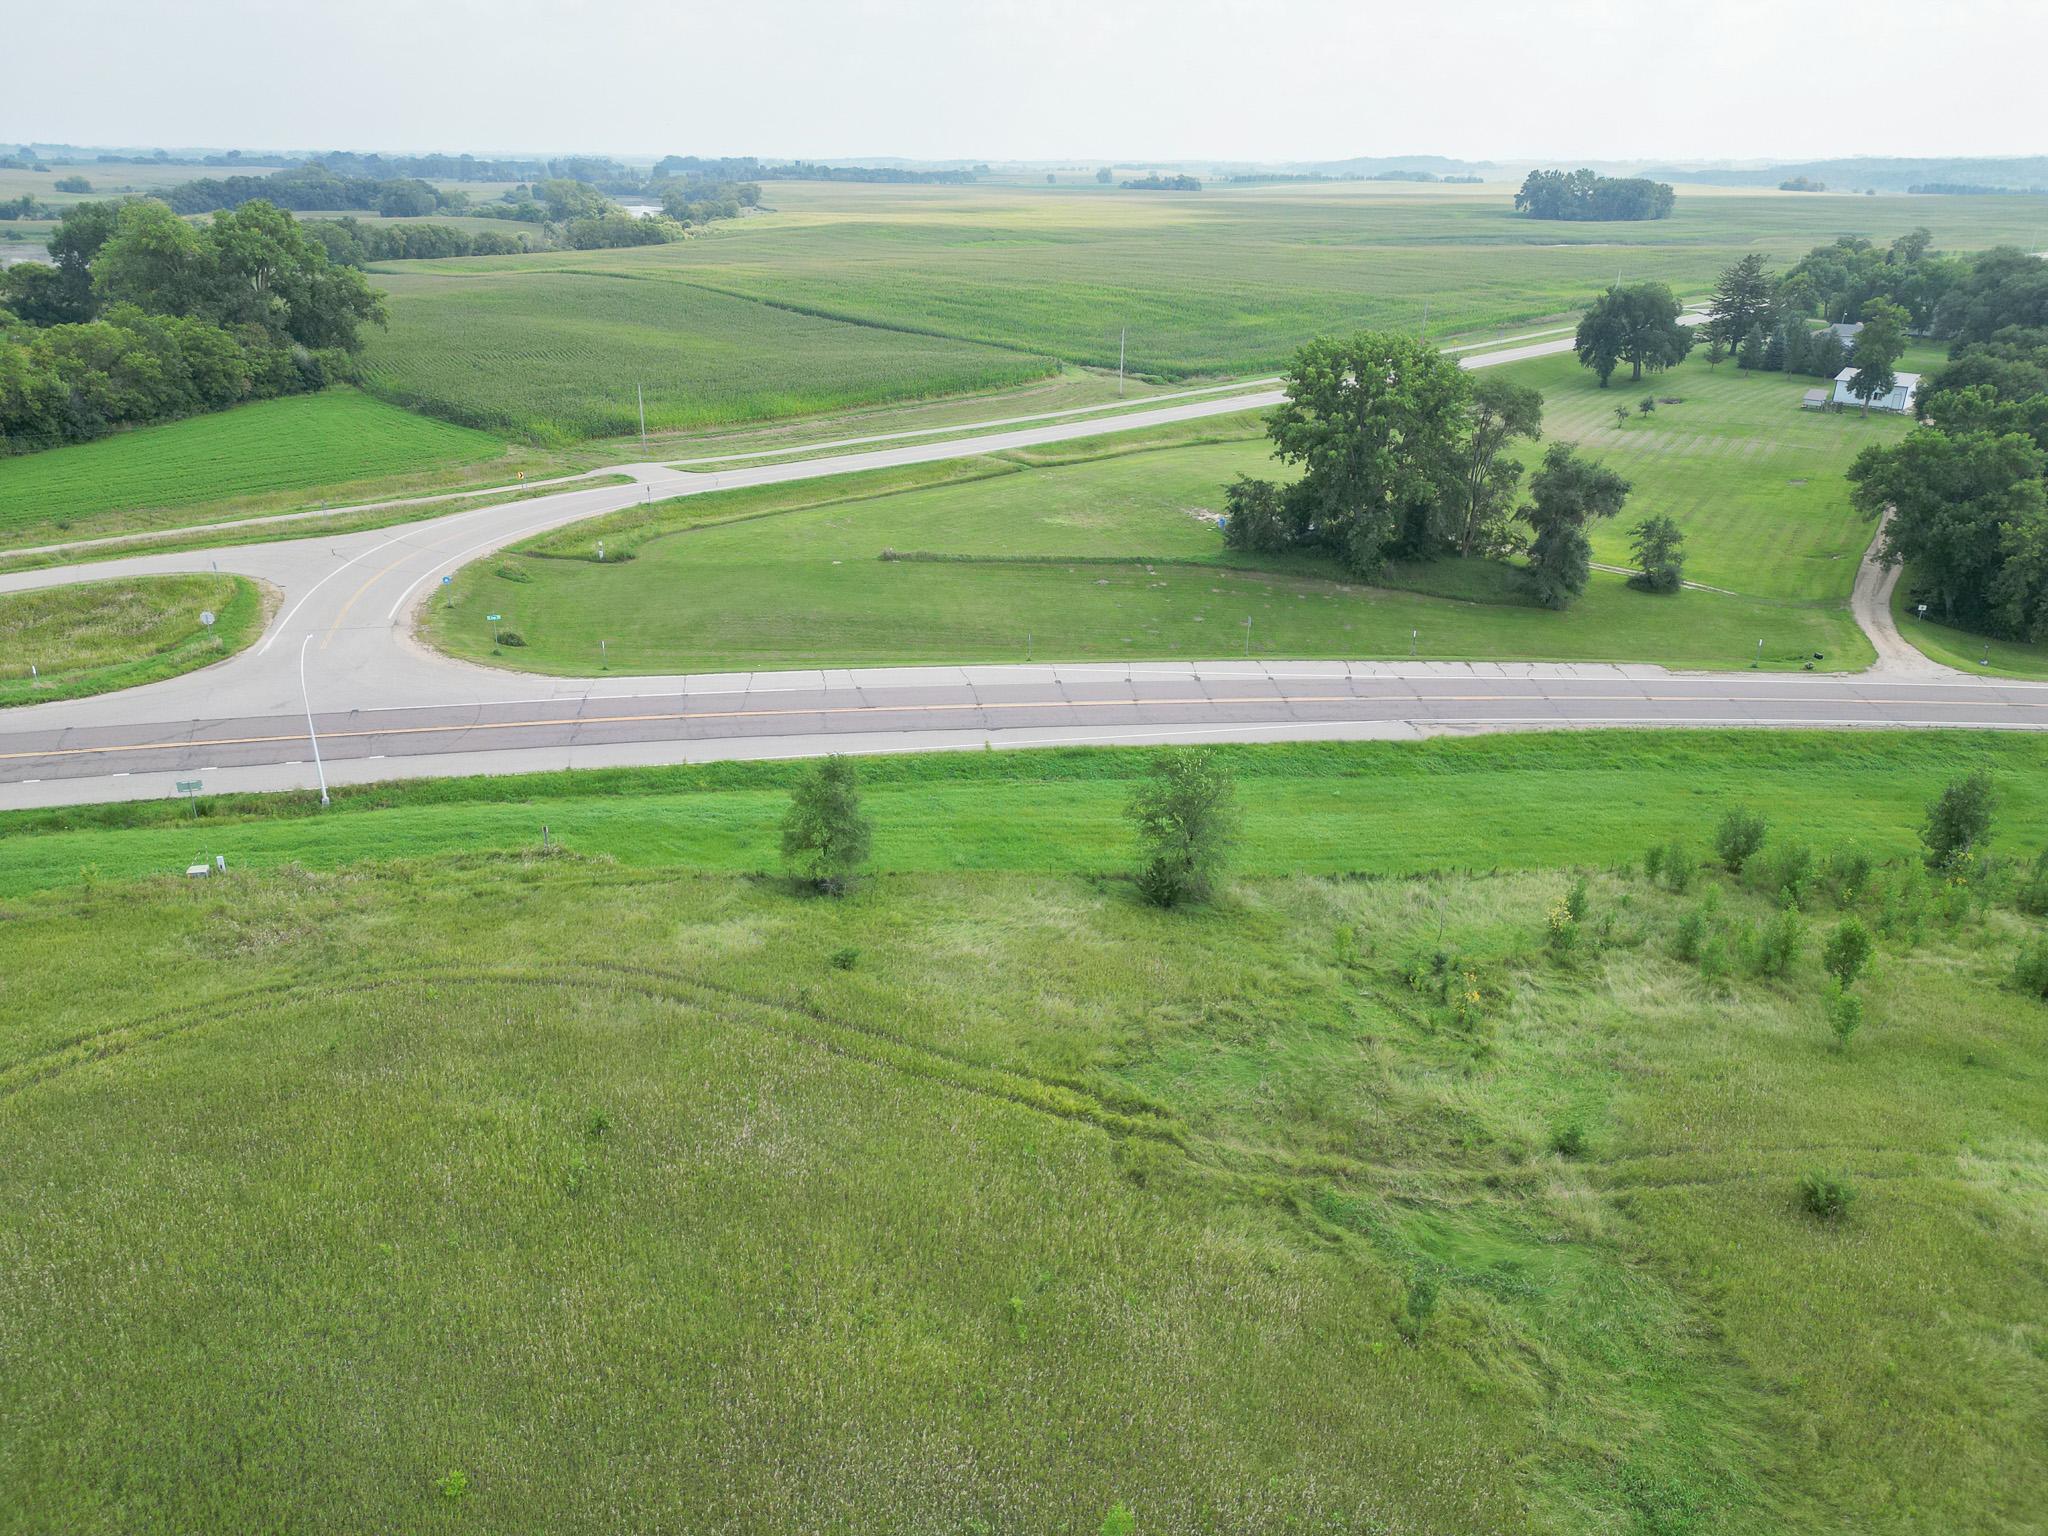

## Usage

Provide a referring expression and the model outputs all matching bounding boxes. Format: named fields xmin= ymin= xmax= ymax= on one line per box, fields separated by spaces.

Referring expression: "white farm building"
xmin=1832 ymin=368 xmax=1920 ymax=414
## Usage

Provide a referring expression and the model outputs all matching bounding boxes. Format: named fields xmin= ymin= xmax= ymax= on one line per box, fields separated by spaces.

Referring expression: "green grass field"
xmin=4 ymin=732 xmax=2045 ymax=1532
xmin=358 ymin=269 xmax=1057 ymax=441
xmin=359 ymin=181 xmax=2048 ymax=438
xmin=1516 ymin=345 xmax=1941 ymax=601
xmin=0 ymin=389 xmax=534 ymax=550
xmin=425 ymin=339 xmax=1900 ymax=676
xmin=1891 ymin=564 xmax=2048 ymax=679
xmin=0 ymin=572 xmax=264 ymax=708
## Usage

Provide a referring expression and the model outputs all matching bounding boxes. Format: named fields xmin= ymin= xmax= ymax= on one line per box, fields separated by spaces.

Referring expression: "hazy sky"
xmin=9 ymin=0 xmax=2042 ymax=164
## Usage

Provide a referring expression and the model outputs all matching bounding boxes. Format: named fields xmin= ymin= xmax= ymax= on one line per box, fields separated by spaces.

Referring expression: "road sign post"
xmin=176 ymin=778 xmax=203 ymax=818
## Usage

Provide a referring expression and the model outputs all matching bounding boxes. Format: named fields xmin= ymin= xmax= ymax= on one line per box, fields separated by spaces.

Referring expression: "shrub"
xmin=1714 ymin=807 xmax=1768 ymax=873
xmin=1550 ymin=1120 xmax=1588 ymax=1157
xmin=1825 ymin=845 xmax=1874 ymax=905
xmin=828 ymin=945 xmax=860 ymax=971
xmin=1825 ymin=981 xmax=1865 ymax=1049
xmin=2017 ymin=939 xmax=2048 ymax=1000
xmin=1100 ymin=1508 xmax=1136 ymax=1536
xmin=1642 ymin=843 xmax=1664 ymax=882
xmin=1127 ymin=748 xmax=1239 ymax=908
xmin=1564 ymin=875 xmax=1589 ymax=923
xmin=781 ymin=756 xmax=873 ymax=896
xmin=1798 ymin=1170 xmax=1855 ymax=1221
xmin=1672 ymin=906 xmax=1707 ymax=963
xmin=1545 ymin=899 xmax=1578 ymax=958
xmin=1921 ymin=768 xmax=1995 ymax=873
xmin=437 ymin=1469 xmax=470 ymax=1502
xmin=1751 ymin=904 xmax=1804 ymax=979
xmin=1754 ymin=841 xmax=1815 ymax=906
xmin=1821 ymin=917 xmax=1873 ymax=987
xmin=2017 ymin=849 xmax=2048 ymax=916
xmin=494 ymin=629 xmax=526 ymax=647
xmin=1660 ymin=843 xmax=1696 ymax=893
xmin=1697 ymin=935 xmax=1732 ymax=990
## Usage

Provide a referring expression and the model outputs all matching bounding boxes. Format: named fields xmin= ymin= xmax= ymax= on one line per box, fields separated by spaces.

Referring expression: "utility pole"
xmin=1118 ymin=328 xmax=1126 ymax=398
xmin=636 ymin=381 xmax=646 ymax=444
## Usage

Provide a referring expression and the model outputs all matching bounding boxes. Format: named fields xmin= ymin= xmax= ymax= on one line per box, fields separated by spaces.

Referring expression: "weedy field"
xmin=0 ymin=572 xmax=263 ymax=707
xmin=358 ymin=181 xmax=2048 ymax=439
xmin=358 ymin=269 xmax=1058 ymax=441
xmin=425 ymin=336 xmax=1917 ymax=676
xmin=2 ymin=732 xmax=2045 ymax=1532
xmin=0 ymin=389 xmax=535 ymax=550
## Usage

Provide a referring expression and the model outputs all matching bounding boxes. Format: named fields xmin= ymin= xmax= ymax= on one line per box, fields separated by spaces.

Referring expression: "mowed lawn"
xmin=0 ymin=572 xmax=265 ymax=708
xmin=359 ymin=269 xmax=1057 ymax=441
xmin=0 ymin=389 xmax=515 ymax=549
xmin=4 ymin=734 xmax=2046 ymax=1531
xmin=429 ymin=415 xmax=1870 ymax=676
xmin=1508 ymin=347 xmax=1937 ymax=601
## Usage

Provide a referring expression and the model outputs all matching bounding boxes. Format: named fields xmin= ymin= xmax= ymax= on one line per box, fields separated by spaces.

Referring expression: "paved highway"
xmin=4 ymin=321 xmax=2040 ymax=812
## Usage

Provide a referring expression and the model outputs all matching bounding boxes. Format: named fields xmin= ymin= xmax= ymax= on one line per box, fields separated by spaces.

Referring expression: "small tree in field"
xmin=1921 ymin=768 xmax=1995 ymax=874
xmin=1128 ymin=749 xmax=1239 ymax=907
xmin=1715 ymin=806 xmax=1768 ymax=872
xmin=1628 ymin=515 xmax=1686 ymax=592
xmin=781 ymin=756 xmax=872 ymax=895
xmin=1822 ymin=916 xmax=1873 ymax=986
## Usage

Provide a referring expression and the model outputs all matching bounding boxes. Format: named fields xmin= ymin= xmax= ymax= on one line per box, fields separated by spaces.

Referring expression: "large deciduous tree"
xmin=1522 ymin=443 xmax=1632 ymax=608
xmin=1447 ymin=374 xmax=1542 ymax=556
xmin=1576 ymin=283 xmax=1692 ymax=386
xmin=1845 ymin=299 xmax=1908 ymax=414
xmin=1256 ymin=331 xmax=1472 ymax=576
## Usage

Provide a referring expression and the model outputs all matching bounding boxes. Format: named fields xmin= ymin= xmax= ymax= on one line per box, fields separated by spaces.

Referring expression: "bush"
xmin=1550 ymin=1120 xmax=1588 ymax=1157
xmin=1697 ymin=935 xmax=1733 ymax=990
xmin=1821 ymin=916 xmax=1873 ymax=986
xmin=1754 ymin=841 xmax=1814 ymax=906
xmin=1642 ymin=843 xmax=1664 ymax=882
xmin=2017 ymin=849 xmax=2048 ymax=916
xmin=1660 ymin=843 xmax=1696 ymax=893
xmin=1127 ymin=749 xmax=1239 ymax=908
xmin=494 ymin=629 xmax=526 ymax=647
xmin=1798 ymin=1170 xmax=1855 ymax=1221
xmin=780 ymin=756 xmax=873 ymax=896
xmin=1751 ymin=904 xmax=1804 ymax=979
xmin=1825 ymin=981 xmax=1865 ymax=1049
xmin=1564 ymin=875 xmax=1589 ymax=923
xmin=1921 ymin=768 xmax=1995 ymax=874
xmin=1545 ymin=898 xmax=1578 ymax=958
xmin=1672 ymin=906 xmax=1707 ymax=963
xmin=1824 ymin=845 xmax=1874 ymax=905
xmin=2017 ymin=939 xmax=2048 ymax=1000
xmin=828 ymin=946 xmax=860 ymax=971
xmin=1714 ymin=807 xmax=1768 ymax=873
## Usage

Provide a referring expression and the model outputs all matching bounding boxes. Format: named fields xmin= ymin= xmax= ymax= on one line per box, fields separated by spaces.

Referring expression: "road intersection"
xmin=4 ymin=323 xmax=2040 ymax=811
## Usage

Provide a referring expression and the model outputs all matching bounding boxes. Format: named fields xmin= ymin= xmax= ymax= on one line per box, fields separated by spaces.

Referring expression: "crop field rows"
xmin=356 ymin=182 xmax=2048 ymax=441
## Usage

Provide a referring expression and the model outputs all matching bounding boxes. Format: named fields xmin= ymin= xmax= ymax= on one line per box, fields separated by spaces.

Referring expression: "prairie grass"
xmin=0 ymin=572 xmax=263 ymax=707
xmin=3 ymin=776 xmax=2044 ymax=1531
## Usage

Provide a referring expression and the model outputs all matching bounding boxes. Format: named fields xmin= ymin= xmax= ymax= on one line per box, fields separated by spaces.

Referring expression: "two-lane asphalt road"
xmin=5 ymin=319 xmax=2042 ymax=812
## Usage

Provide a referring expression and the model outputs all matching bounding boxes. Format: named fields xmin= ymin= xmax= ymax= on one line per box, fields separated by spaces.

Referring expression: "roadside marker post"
xmin=176 ymin=778 xmax=203 ymax=818
xmin=200 ymin=611 xmax=215 ymax=629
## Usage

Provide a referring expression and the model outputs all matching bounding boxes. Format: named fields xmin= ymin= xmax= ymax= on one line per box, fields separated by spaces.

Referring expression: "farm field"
xmin=358 ymin=269 xmax=1058 ymax=441
xmin=0 ymin=572 xmax=263 ymax=707
xmin=357 ymin=180 xmax=2048 ymax=438
xmin=0 ymin=389 xmax=543 ymax=550
xmin=3 ymin=732 xmax=2045 ymax=1532
xmin=426 ymin=338 xmax=1893 ymax=678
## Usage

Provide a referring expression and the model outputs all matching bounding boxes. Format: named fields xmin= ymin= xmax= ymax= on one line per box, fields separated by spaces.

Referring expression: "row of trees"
xmin=1513 ymin=169 xmax=1675 ymax=222
xmin=1219 ymin=332 xmax=1639 ymax=609
xmin=305 ymin=218 xmax=532 ymax=266
xmin=0 ymin=200 xmax=382 ymax=453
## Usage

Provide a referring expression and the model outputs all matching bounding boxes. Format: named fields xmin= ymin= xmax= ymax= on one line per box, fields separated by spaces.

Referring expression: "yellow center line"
xmin=0 ymin=689 xmax=2037 ymax=765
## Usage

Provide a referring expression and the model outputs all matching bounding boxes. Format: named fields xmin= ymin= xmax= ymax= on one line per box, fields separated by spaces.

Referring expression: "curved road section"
xmin=4 ymin=323 xmax=2041 ymax=811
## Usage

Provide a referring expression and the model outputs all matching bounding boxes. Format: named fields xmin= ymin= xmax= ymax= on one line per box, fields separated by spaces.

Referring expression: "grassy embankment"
xmin=360 ymin=179 xmax=2048 ymax=439
xmin=0 ymin=388 xmax=555 ymax=553
xmin=0 ymin=572 xmax=265 ymax=708
xmin=424 ymin=347 xmax=1913 ymax=676
xmin=3 ymin=731 xmax=2045 ymax=1532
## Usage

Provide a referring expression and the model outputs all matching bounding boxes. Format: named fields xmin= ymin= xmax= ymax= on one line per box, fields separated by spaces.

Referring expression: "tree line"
xmin=1121 ymin=175 xmax=1202 ymax=192
xmin=304 ymin=218 xmax=532 ymax=266
xmin=1847 ymin=250 xmax=2048 ymax=642
xmin=0 ymin=200 xmax=382 ymax=454
xmin=1514 ymin=169 xmax=1675 ymax=221
xmin=1219 ymin=331 xmax=1652 ymax=609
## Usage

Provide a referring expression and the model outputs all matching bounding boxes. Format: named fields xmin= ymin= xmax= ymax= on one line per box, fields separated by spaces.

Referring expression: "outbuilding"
xmin=1831 ymin=368 xmax=1919 ymax=414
